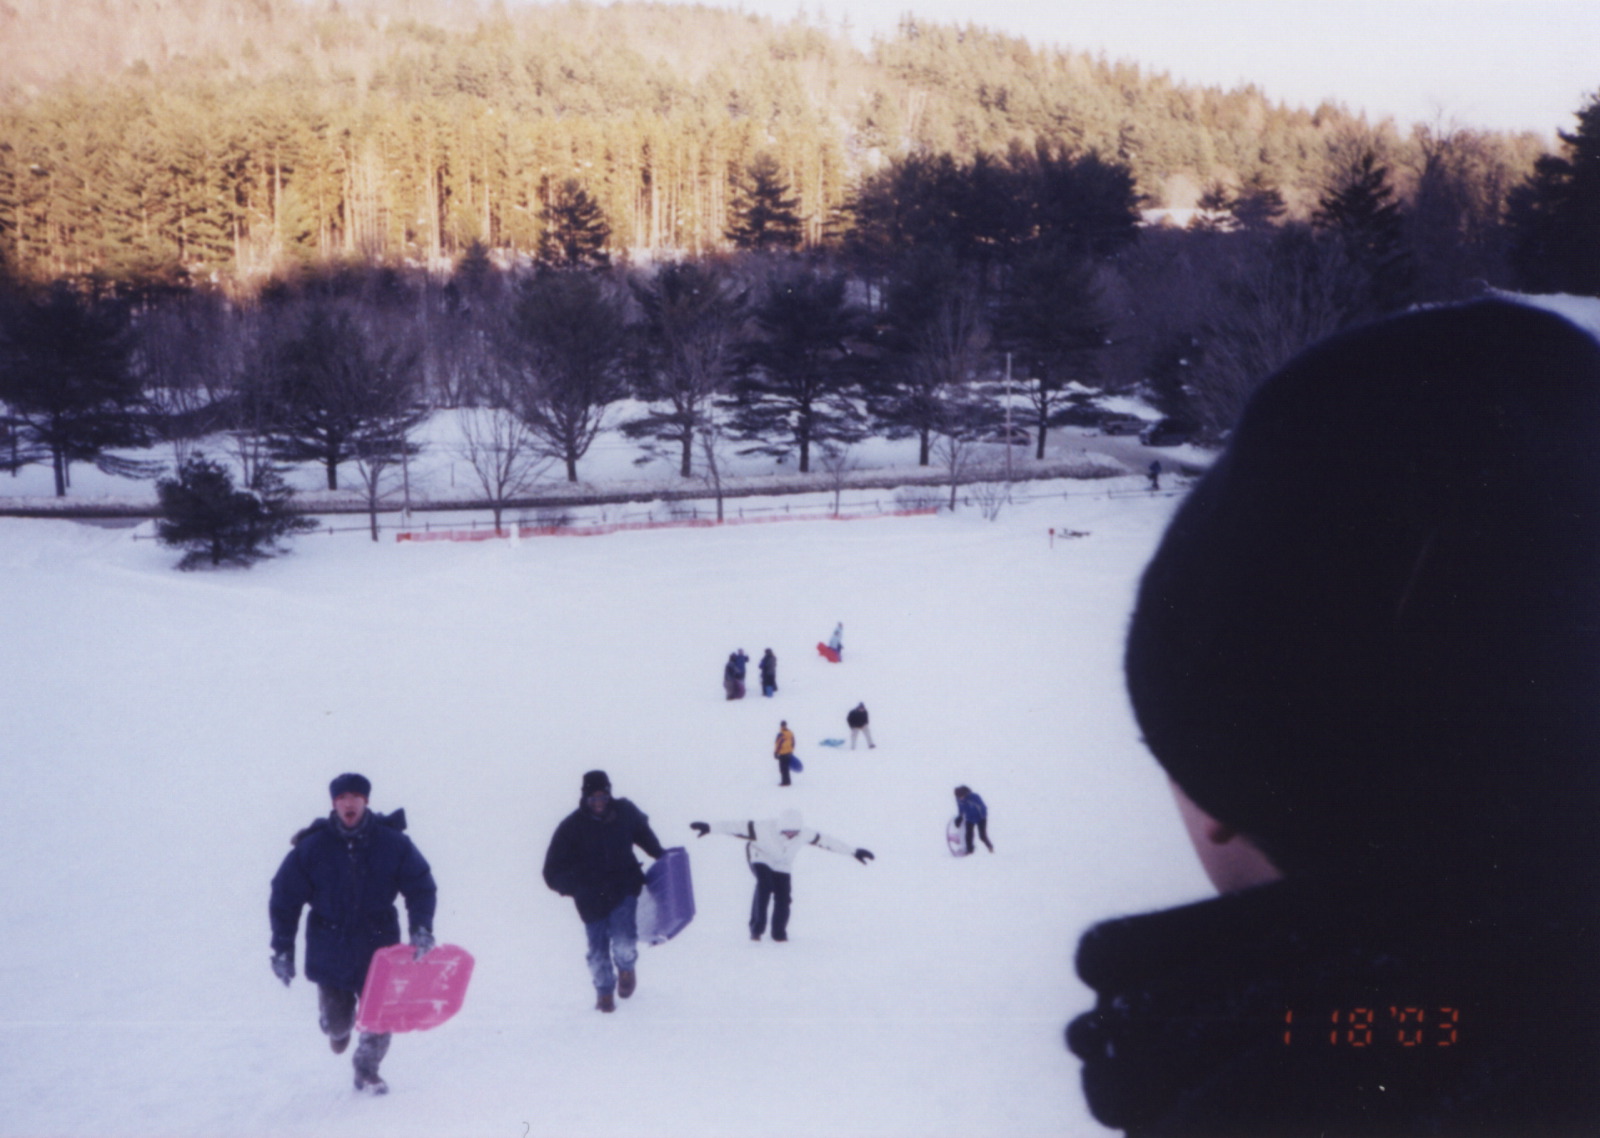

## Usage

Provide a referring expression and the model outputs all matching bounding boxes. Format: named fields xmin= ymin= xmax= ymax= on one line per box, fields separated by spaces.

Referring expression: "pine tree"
xmin=538 ymin=178 xmax=612 ymax=268
xmin=155 ymin=453 xmax=316 ymax=569
xmin=1508 ymin=91 xmax=1600 ymax=295
xmin=624 ymin=259 xmax=749 ymax=477
xmin=725 ymin=154 xmax=805 ymax=252
xmin=727 ymin=268 xmax=868 ymax=473
xmin=504 ymin=268 xmax=629 ymax=482
xmin=0 ymin=283 xmax=150 ymax=495
xmin=1313 ymin=150 xmax=1414 ymax=316
xmin=256 ymin=300 xmax=424 ymax=491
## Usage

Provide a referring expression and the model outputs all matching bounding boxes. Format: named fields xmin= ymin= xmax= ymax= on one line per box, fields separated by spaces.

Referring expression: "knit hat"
xmin=581 ymin=770 xmax=611 ymax=795
xmin=1124 ymin=300 xmax=1600 ymax=886
xmin=329 ymin=772 xmax=371 ymax=800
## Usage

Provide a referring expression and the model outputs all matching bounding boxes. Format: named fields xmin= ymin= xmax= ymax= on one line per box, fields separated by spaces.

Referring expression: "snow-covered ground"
xmin=0 ymin=471 xmax=1209 ymax=1138
xmin=0 ymin=394 xmax=1208 ymax=517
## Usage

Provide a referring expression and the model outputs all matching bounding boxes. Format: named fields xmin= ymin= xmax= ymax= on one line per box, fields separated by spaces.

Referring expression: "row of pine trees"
xmin=0 ymin=0 xmax=1552 ymax=287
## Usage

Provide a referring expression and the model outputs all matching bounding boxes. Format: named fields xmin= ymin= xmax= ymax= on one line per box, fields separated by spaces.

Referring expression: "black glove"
xmin=854 ymin=848 xmax=874 ymax=864
xmin=690 ymin=822 xmax=710 ymax=837
xmin=271 ymin=951 xmax=295 ymax=987
xmin=411 ymin=927 xmax=436 ymax=960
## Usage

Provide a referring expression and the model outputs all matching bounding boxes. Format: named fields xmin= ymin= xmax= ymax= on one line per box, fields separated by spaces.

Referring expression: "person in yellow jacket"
xmin=773 ymin=720 xmax=796 ymax=786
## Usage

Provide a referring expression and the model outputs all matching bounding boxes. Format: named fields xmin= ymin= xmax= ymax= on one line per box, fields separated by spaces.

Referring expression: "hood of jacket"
xmin=290 ymin=806 xmax=407 ymax=846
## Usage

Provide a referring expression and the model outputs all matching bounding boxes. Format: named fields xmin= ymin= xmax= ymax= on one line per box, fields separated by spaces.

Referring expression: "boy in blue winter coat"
xmin=269 ymin=773 xmax=438 ymax=1095
xmin=954 ymin=786 xmax=993 ymax=853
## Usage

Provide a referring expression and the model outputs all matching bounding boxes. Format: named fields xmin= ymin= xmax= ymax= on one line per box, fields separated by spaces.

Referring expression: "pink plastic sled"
xmin=356 ymin=943 xmax=475 ymax=1033
xmin=816 ymin=641 xmax=841 ymax=663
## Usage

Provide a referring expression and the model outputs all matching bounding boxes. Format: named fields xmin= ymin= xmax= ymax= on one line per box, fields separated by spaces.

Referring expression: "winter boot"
xmin=329 ymin=1033 xmax=351 ymax=1055
xmin=351 ymin=1032 xmax=391 ymax=1094
xmin=595 ymin=991 xmax=616 ymax=1013
xmin=617 ymin=969 xmax=637 ymax=999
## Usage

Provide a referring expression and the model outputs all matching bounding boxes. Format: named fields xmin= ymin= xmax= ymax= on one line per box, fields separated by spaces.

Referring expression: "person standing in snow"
xmin=846 ymin=702 xmax=875 ymax=749
xmin=759 ymin=648 xmax=778 ymax=697
xmin=542 ymin=770 xmax=666 ymax=1012
xmin=1147 ymin=460 xmax=1162 ymax=491
xmin=723 ymin=651 xmax=745 ymax=700
xmin=268 ymin=773 xmax=438 ymax=1095
xmin=688 ymin=809 xmax=873 ymax=941
xmin=828 ymin=622 xmax=844 ymax=659
xmin=953 ymin=785 xmax=993 ymax=853
xmin=774 ymin=719 xmax=797 ymax=785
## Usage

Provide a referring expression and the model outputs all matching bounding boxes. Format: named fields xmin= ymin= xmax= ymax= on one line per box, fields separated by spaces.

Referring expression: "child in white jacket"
xmin=689 ymin=809 xmax=873 ymax=941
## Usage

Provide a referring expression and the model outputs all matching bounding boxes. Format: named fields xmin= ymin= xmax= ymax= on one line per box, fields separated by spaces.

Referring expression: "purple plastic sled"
xmin=356 ymin=943 xmax=475 ymax=1033
xmin=638 ymin=847 xmax=696 ymax=945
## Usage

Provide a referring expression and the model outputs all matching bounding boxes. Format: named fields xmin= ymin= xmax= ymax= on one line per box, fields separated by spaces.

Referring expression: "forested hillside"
xmin=0 ymin=0 xmax=1549 ymax=283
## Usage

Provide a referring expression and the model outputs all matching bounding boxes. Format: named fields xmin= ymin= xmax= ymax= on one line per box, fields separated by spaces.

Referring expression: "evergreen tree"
xmin=624 ymin=259 xmax=749 ymax=477
xmin=504 ymin=268 xmax=629 ymax=482
xmin=155 ymin=453 xmax=316 ymax=570
xmin=1313 ymin=150 xmax=1414 ymax=316
xmin=1508 ymin=91 xmax=1600 ymax=295
xmin=993 ymin=247 xmax=1110 ymax=460
xmin=866 ymin=249 xmax=990 ymax=466
xmin=0 ymin=283 xmax=150 ymax=495
xmin=725 ymin=154 xmax=805 ymax=252
xmin=538 ymin=178 xmax=612 ymax=269
xmin=727 ymin=268 xmax=868 ymax=473
xmin=257 ymin=302 xmax=424 ymax=491
xmin=1232 ymin=171 xmax=1287 ymax=231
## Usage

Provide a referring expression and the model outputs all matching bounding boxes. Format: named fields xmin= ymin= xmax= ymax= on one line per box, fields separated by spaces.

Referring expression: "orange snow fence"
xmin=396 ymin=508 xmax=937 ymax=544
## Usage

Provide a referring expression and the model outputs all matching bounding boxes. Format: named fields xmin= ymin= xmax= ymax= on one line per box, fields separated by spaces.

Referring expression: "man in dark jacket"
xmin=1066 ymin=301 xmax=1600 ymax=1135
xmin=846 ymin=702 xmax=874 ymax=749
xmin=269 ymin=773 xmax=437 ymax=1095
xmin=542 ymin=770 xmax=666 ymax=1012
xmin=758 ymin=649 xmax=778 ymax=697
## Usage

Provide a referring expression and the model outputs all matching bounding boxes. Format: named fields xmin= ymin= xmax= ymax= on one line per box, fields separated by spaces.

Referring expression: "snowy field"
xmin=0 ymin=471 xmax=1212 ymax=1138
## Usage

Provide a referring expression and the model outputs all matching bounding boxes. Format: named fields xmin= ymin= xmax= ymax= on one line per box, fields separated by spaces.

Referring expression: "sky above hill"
xmin=654 ymin=0 xmax=1597 ymax=137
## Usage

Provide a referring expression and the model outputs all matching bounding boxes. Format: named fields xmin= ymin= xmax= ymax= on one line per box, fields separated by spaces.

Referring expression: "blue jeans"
xmin=584 ymin=894 xmax=638 ymax=995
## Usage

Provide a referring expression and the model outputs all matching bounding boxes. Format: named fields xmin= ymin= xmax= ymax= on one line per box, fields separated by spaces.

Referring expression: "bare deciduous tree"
xmin=456 ymin=402 xmax=551 ymax=531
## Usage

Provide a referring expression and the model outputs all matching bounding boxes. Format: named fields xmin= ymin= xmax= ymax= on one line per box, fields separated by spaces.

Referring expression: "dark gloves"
xmin=690 ymin=822 xmax=710 ymax=837
xmin=271 ymin=951 xmax=295 ymax=987
xmin=411 ymin=927 xmax=436 ymax=960
xmin=854 ymin=848 xmax=874 ymax=864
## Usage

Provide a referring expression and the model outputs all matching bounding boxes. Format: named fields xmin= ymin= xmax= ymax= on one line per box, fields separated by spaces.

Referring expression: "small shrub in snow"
xmin=155 ymin=456 xmax=317 ymax=570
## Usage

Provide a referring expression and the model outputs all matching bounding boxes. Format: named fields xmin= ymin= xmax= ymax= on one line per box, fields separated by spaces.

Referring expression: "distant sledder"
xmin=817 ymin=621 xmax=843 ymax=663
xmin=689 ymin=809 xmax=873 ymax=942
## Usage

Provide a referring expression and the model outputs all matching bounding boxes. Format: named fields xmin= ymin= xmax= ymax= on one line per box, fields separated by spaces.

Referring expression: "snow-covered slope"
xmin=0 ymin=477 xmax=1207 ymax=1137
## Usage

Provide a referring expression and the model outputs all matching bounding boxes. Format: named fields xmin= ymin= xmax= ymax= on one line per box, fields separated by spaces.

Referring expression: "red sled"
xmin=816 ymin=641 xmax=840 ymax=663
xmin=638 ymin=847 xmax=696 ymax=945
xmin=356 ymin=943 xmax=475 ymax=1034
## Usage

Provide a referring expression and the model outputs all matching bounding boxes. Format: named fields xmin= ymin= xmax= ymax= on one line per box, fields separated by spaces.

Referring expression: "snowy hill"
xmin=0 ymin=476 xmax=1207 ymax=1138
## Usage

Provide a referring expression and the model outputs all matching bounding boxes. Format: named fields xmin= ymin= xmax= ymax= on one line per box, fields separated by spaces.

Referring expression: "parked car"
xmin=1100 ymin=414 xmax=1147 ymax=436
xmin=1140 ymin=418 xmax=1195 ymax=447
xmin=986 ymin=425 xmax=1032 ymax=445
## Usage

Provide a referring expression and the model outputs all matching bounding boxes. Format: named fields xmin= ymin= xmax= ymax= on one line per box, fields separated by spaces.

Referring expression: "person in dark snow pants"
xmin=269 ymin=772 xmax=437 ymax=1095
xmin=953 ymin=785 xmax=992 ymax=852
xmin=759 ymin=649 xmax=778 ymax=697
xmin=1067 ymin=301 xmax=1600 ymax=1136
xmin=846 ymin=702 xmax=875 ymax=749
xmin=774 ymin=720 xmax=797 ymax=786
xmin=689 ymin=809 xmax=873 ymax=941
xmin=723 ymin=651 xmax=747 ymax=700
xmin=542 ymin=770 xmax=666 ymax=1012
